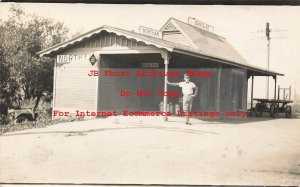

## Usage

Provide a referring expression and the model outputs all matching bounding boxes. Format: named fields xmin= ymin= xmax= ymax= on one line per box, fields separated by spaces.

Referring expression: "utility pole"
xmin=252 ymin=24 xmax=287 ymax=100
xmin=266 ymin=22 xmax=271 ymax=99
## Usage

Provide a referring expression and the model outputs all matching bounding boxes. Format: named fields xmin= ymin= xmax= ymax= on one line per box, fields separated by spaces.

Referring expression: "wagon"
xmin=253 ymin=98 xmax=292 ymax=118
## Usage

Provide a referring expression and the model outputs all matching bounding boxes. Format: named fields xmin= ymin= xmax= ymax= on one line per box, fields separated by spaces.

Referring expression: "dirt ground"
xmin=0 ymin=116 xmax=300 ymax=186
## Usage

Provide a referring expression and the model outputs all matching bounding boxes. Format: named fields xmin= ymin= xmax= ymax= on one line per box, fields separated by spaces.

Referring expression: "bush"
xmin=0 ymin=114 xmax=12 ymax=125
xmin=35 ymin=100 xmax=53 ymax=126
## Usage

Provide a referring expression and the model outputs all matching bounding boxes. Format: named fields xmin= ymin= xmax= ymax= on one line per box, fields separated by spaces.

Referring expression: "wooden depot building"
xmin=37 ymin=17 xmax=283 ymax=119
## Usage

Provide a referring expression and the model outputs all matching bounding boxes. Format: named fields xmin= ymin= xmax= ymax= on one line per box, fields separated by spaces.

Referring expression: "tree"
xmin=0 ymin=23 xmax=19 ymax=115
xmin=0 ymin=5 xmax=69 ymax=111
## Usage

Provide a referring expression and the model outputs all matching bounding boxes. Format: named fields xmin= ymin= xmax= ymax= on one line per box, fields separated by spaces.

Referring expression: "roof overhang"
xmin=37 ymin=25 xmax=283 ymax=77
xmin=173 ymin=48 xmax=284 ymax=77
xmin=37 ymin=26 xmax=174 ymax=57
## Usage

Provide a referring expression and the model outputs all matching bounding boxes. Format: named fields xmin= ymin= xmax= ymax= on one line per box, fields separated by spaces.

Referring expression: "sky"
xmin=1 ymin=3 xmax=300 ymax=101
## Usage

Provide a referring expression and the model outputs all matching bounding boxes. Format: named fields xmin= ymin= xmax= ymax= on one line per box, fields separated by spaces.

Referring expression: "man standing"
xmin=167 ymin=74 xmax=198 ymax=125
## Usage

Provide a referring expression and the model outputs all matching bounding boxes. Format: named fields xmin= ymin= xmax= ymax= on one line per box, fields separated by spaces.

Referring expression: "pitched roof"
xmin=37 ymin=20 xmax=283 ymax=76
xmin=168 ymin=18 xmax=249 ymax=65
xmin=37 ymin=25 xmax=204 ymax=57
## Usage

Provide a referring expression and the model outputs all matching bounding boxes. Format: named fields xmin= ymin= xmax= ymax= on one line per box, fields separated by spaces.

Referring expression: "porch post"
xmin=251 ymin=75 xmax=254 ymax=115
xmin=95 ymin=54 xmax=101 ymax=112
xmin=273 ymin=76 xmax=277 ymax=100
xmin=161 ymin=52 xmax=170 ymax=122
xmin=216 ymin=65 xmax=221 ymax=112
xmin=289 ymin=85 xmax=291 ymax=101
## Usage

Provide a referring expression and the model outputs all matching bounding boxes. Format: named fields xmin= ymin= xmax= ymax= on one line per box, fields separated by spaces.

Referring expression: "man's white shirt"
xmin=178 ymin=82 xmax=196 ymax=96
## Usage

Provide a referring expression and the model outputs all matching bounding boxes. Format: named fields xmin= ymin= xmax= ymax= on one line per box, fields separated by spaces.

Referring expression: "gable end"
xmin=161 ymin=20 xmax=194 ymax=48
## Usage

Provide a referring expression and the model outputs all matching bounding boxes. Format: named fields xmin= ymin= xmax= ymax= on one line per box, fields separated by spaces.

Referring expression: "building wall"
xmin=170 ymin=53 xmax=248 ymax=114
xmin=220 ymin=68 xmax=248 ymax=114
xmin=54 ymin=50 xmax=98 ymax=115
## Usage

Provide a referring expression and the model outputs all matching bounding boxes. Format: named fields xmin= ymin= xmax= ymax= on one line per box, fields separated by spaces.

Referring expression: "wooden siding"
xmin=54 ymin=51 xmax=98 ymax=111
xmin=220 ymin=68 xmax=247 ymax=113
xmin=80 ymin=32 xmax=146 ymax=49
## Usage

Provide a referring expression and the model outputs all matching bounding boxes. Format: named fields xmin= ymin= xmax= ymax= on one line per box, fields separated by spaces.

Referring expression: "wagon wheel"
xmin=270 ymin=103 xmax=277 ymax=118
xmin=285 ymin=105 xmax=292 ymax=118
xmin=255 ymin=103 xmax=263 ymax=117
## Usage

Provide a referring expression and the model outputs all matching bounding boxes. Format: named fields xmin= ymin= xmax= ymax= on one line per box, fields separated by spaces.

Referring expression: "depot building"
xmin=38 ymin=17 xmax=283 ymax=119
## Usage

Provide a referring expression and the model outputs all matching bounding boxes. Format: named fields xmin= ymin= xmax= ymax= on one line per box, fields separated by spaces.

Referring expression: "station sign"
xmin=57 ymin=54 xmax=97 ymax=64
xmin=139 ymin=26 xmax=162 ymax=38
xmin=188 ymin=17 xmax=214 ymax=33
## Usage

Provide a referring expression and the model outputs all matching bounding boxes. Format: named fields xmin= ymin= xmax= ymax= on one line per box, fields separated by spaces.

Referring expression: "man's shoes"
xmin=185 ymin=122 xmax=191 ymax=125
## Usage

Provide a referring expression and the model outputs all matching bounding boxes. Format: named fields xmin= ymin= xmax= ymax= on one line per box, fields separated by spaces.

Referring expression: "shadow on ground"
xmin=1 ymin=121 xmax=219 ymax=137
xmin=191 ymin=113 xmax=299 ymax=124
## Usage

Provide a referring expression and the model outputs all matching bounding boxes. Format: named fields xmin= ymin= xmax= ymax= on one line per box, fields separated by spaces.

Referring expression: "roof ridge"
xmin=107 ymin=25 xmax=199 ymax=50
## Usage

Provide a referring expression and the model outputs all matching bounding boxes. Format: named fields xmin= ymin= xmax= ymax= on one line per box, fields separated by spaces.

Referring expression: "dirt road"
xmin=1 ymin=116 xmax=300 ymax=185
